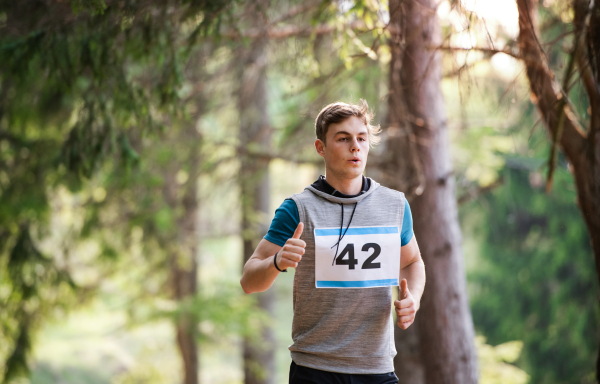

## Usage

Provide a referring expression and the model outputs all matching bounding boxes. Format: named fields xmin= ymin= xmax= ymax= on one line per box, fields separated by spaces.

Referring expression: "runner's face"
xmin=315 ymin=116 xmax=369 ymax=179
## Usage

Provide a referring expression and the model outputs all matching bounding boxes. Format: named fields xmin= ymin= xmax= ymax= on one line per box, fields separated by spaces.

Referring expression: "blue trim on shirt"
xmin=316 ymin=279 xmax=399 ymax=288
xmin=315 ymin=227 xmax=399 ymax=236
xmin=264 ymin=198 xmax=415 ymax=247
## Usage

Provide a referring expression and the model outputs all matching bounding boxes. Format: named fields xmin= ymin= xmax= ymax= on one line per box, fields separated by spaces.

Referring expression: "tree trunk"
xmin=385 ymin=0 xmax=479 ymax=383
xmin=171 ymin=249 xmax=199 ymax=384
xmin=517 ymin=0 xmax=600 ymax=379
xmin=238 ymin=2 xmax=275 ymax=384
xmin=385 ymin=1 xmax=426 ymax=382
xmin=164 ymin=127 xmax=202 ymax=384
xmin=393 ymin=318 xmax=425 ymax=384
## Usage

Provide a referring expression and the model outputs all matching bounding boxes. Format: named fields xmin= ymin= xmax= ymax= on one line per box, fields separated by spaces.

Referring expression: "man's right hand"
xmin=276 ymin=222 xmax=306 ymax=270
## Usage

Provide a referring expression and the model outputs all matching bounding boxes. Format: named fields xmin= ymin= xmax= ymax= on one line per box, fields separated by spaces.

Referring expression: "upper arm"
xmin=400 ymin=198 xmax=420 ymax=269
xmin=400 ymin=234 xmax=421 ymax=270
xmin=244 ymin=199 xmax=298 ymax=270
xmin=249 ymin=238 xmax=283 ymax=262
xmin=264 ymin=199 xmax=299 ymax=247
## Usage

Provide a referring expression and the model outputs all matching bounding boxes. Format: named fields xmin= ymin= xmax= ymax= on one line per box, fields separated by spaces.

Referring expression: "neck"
xmin=323 ymin=171 xmax=363 ymax=195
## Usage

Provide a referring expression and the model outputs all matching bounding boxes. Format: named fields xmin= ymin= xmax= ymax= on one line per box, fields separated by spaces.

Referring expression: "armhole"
xmin=289 ymin=195 xmax=304 ymax=313
xmin=399 ymin=193 xmax=405 ymax=248
xmin=290 ymin=196 xmax=305 ymax=228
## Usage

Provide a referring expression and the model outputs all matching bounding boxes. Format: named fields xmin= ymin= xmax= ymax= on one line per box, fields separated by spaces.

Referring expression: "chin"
xmin=343 ymin=168 xmax=365 ymax=179
xmin=329 ymin=162 xmax=365 ymax=179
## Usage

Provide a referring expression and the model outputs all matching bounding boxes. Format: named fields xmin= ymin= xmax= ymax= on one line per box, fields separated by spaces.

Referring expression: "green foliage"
xmin=443 ymin=2 xmax=599 ymax=380
xmin=0 ymin=1 xmax=233 ymax=381
xmin=453 ymin=126 xmax=515 ymax=187
xmin=148 ymin=281 xmax=269 ymax=343
xmin=466 ymin=161 xmax=600 ymax=384
xmin=12 ymin=1 xmax=600 ymax=383
xmin=477 ymin=336 xmax=529 ymax=384
xmin=0 ymin=0 xmax=229 ymax=179
xmin=0 ymin=226 xmax=77 ymax=384
xmin=112 ymin=366 xmax=165 ymax=384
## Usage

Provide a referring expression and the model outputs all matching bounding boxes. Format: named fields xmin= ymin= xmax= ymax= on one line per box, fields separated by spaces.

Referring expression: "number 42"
xmin=335 ymin=243 xmax=381 ymax=270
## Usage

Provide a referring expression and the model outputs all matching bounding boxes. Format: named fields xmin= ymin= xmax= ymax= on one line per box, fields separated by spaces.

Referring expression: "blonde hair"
xmin=314 ymin=99 xmax=381 ymax=147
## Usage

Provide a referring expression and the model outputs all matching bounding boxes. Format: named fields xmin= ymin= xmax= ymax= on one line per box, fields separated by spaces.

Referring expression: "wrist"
xmin=273 ymin=251 xmax=287 ymax=272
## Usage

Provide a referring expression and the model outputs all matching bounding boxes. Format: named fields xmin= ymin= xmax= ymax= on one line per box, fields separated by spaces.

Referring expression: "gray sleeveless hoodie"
xmin=288 ymin=178 xmax=406 ymax=374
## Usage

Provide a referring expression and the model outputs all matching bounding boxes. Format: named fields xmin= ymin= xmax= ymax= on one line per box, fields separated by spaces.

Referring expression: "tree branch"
xmin=432 ymin=45 xmax=521 ymax=60
xmin=222 ymin=20 xmax=366 ymax=40
xmin=576 ymin=0 xmax=600 ymax=150
xmin=457 ymin=177 xmax=504 ymax=206
xmin=268 ymin=0 xmax=323 ymax=26
xmin=545 ymin=11 xmax=586 ymax=192
xmin=208 ymin=141 xmax=321 ymax=166
xmin=517 ymin=0 xmax=587 ymax=168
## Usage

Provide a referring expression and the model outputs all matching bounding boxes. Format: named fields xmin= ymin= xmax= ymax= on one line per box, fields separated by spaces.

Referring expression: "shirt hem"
xmin=290 ymin=351 xmax=395 ymax=374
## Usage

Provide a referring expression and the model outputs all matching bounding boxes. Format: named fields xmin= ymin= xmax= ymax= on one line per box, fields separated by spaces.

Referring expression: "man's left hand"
xmin=394 ymin=278 xmax=418 ymax=330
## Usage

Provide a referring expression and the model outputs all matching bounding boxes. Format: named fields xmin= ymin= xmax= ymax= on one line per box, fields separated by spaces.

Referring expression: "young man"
xmin=240 ymin=100 xmax=426 ymax=384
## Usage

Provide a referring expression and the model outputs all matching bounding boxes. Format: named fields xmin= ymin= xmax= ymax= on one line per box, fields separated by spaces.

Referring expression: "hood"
xmin=305 ymin=177 xmax=380 ymax=204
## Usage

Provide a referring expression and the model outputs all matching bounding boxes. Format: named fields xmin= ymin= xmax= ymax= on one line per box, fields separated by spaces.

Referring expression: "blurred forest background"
xmin=1 ymin=0 xmax=599 ymax=384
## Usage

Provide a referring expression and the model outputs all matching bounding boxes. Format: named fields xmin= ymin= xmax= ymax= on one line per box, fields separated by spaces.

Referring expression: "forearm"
xmin=400 ymin=259 xmax=426 ymax=308
xmin=240 ymin=230 xmax=305 ymax=294
xmin=240 ymin=254 xmax=281 ymax=294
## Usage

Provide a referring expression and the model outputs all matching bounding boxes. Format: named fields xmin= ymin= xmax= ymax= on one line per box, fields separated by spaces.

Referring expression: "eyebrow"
xmin=334 ymin=130 xmax=368 ymax=136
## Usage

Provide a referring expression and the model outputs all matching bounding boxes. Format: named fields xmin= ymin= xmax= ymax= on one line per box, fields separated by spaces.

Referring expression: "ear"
xmin=315 ymin=139 xmax=326 ymax=158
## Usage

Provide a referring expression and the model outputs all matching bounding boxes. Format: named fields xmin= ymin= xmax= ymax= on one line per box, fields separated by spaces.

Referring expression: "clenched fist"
xmin=276 ymin=222 xmax=306 ymax=270
xmin=394 ymin=278 xmax=418 ymax=329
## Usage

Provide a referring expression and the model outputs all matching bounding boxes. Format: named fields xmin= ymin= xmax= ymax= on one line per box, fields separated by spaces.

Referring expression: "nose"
xmin=350 ymin=138 xmax=360 ymax=152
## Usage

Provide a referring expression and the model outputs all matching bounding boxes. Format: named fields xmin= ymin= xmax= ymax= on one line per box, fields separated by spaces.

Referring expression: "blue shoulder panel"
xmin=264 ymin=199 xmax=300 ymax=247
xmin=264 ymin=197 xmax=413 ymax=247
xmin=401 ymin=199 xmax=414 ymax=246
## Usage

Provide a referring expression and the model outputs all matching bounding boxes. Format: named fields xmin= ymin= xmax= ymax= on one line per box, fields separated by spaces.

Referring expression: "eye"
xmin=338 ymin=137 xmax=348 ymax=142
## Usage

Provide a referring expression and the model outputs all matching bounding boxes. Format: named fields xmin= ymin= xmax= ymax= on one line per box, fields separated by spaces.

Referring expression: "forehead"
xmin=327 ymin=116 xmax=367 ymax=136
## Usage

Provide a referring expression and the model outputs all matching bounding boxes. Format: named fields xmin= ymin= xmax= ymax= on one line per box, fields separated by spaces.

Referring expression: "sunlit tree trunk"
xmin=237 ymin=1 xmax=275 ymax=384
xmin=177 ymin=144 xmax=201 ymax=384
xmin=517 ymin=0 xmax=600 ymax=379
xmin=163 ymin=125 xmax=202 ymax=384
xmin=171 ymin=248 xmax=199 ymax=384
xmin=163 ymin=186 xmax=199 ymax=384
xmin=385 ymin=0 xmax=479 ymax=383
xmin=162 ymin=49 xmax=206 ymax=380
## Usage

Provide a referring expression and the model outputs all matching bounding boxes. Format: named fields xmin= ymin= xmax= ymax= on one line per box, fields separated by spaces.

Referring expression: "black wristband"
xmin=273 ymin=251 xmax=287 ymax=272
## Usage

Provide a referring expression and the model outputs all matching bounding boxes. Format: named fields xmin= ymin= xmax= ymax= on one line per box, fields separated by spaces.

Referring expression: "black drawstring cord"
xmin=331 ymin=203 xmax=344 ymax=265
xmin=331 ymin=202 xmax=358 ymax=265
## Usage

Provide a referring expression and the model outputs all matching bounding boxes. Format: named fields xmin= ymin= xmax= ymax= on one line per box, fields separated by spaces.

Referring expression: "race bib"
xmin=314 ymin=226 xmax=401 ymax=288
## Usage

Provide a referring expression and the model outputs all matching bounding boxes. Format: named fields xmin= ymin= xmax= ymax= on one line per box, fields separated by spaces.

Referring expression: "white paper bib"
xmin=314 ymin=226 xmax=401 ymax=288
